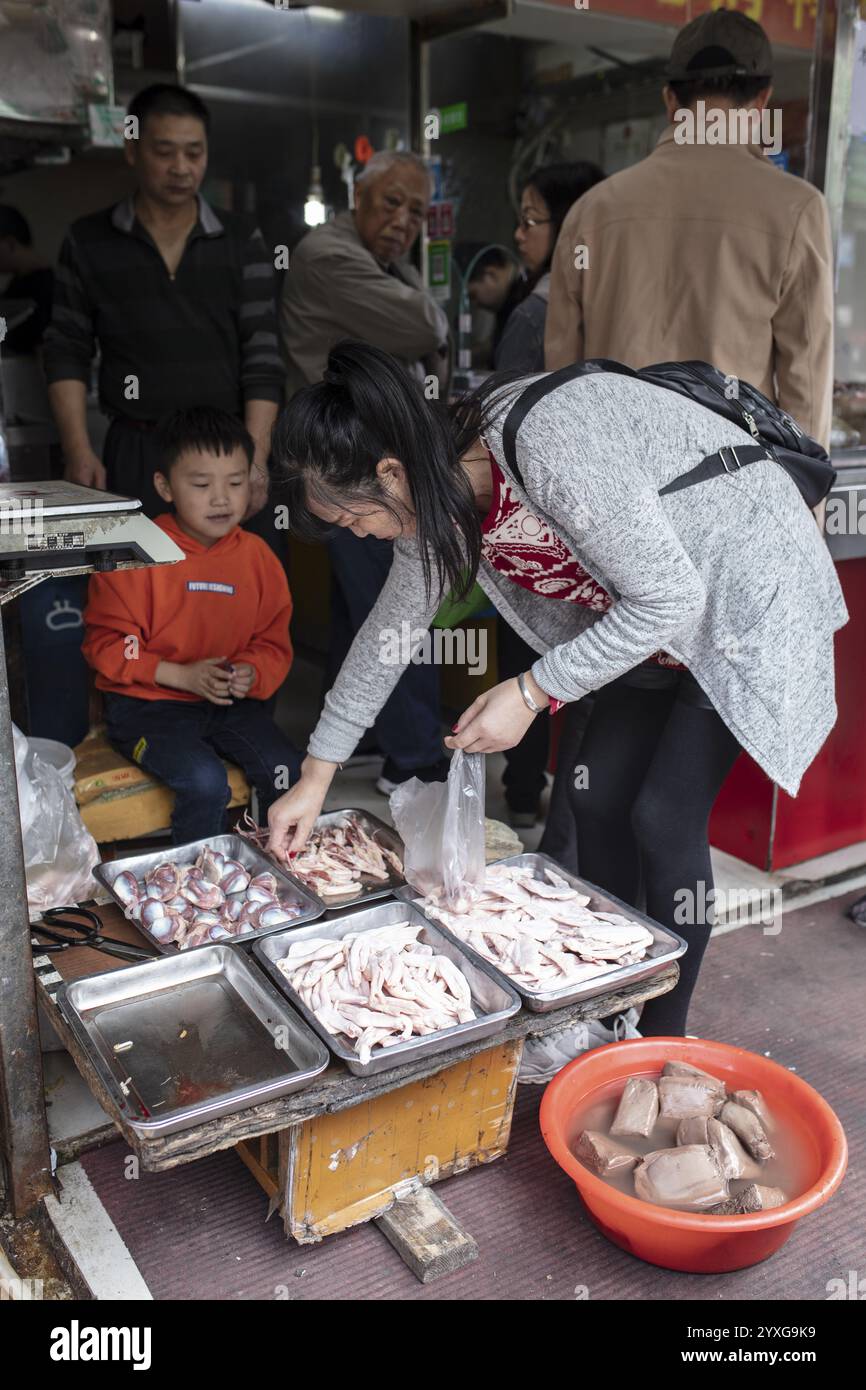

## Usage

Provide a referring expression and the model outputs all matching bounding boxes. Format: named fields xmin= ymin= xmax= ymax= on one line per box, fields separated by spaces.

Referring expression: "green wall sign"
xmin=440 ymin=101 xmax=468 ymax=134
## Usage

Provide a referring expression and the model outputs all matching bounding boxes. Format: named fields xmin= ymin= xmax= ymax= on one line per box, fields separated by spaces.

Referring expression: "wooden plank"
xmin=235 ymin=1137 xmax=280 ymax=1199
xmin=35 ymin=962 xmax=679 ymax=1173
xmin=375 ymin=1187 xmax=478 ymax=1284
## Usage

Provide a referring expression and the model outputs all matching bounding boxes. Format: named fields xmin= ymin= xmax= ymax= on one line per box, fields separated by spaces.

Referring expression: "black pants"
xmin=104 ymin=418 xmax=166 ymax=519
xmin=537 ymin=695 xmax=593 ymax=874
xmin=496 ymin=617 xmax=550 ymax=813
xmin=569 ymin=669 xmax=741 ymax=1037
xmin=326 ymin=529 xmax=444 ymax=771
xmin=497 ymin=616 xmax=590 ymax=870
xmin=104 ymin=692 xmax=302 ymax=846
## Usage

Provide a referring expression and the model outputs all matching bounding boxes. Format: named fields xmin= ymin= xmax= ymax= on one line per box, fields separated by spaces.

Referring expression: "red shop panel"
xmin=710 ymin=559 xmax=866 ymax=871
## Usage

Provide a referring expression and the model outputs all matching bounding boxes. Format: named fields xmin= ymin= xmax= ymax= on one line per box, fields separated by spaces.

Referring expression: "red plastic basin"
xmin=539 ymin=1037 xmax=847 ymax=1274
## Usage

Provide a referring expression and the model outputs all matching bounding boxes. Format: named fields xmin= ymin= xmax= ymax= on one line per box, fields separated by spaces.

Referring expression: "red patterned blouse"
xmin=480 ymin=457 xmax=684 ymax=710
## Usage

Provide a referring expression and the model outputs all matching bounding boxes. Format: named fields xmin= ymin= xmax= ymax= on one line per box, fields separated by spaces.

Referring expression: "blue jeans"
xmin=327 ymin=530 xmax=444 ymax=770
xmin=103 ymin=692 xmax=302 ymax=846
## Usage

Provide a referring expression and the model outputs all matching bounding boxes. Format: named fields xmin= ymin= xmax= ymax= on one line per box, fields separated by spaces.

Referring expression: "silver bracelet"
xmin=517 ymin=671 xmax=543 ymax=714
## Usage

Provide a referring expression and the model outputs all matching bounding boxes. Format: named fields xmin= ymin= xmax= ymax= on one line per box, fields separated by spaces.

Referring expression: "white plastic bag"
xmin=390 ymin=749 xmax=486 ymax=908
xmin=13 ymin=724 xmax=99 ymax=912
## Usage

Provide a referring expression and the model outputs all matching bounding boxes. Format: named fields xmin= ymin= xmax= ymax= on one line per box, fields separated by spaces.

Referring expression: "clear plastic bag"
xmin=389 ymin=749 xmax=486 ymax=909
xmin=13 ymin=724 xmax=99 ymax=913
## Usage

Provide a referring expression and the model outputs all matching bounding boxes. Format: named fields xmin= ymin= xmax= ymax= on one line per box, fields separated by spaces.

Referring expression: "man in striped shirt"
xmin=43 ymin=84 xmax=283 ymax=518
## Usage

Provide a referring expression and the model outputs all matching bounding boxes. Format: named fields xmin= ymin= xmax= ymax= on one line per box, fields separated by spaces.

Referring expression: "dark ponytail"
xmin=273 ymin=342 xmax=520 ymax=602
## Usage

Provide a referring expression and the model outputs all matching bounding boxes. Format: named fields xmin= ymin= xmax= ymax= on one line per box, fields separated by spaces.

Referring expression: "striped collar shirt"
xmin=44 ymin=194 xmax=283 ymax=420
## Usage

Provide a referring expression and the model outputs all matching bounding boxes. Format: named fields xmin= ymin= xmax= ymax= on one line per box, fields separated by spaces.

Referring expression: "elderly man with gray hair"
xmin=280 ymin=150 xmax=449 ymax=396
xmin=279 ymin=150 xmax=451 ymax=793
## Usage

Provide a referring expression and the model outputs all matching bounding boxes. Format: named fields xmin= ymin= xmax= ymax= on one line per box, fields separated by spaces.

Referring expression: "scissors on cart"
xmin=32 ymin=906 xmax=156 ymax=963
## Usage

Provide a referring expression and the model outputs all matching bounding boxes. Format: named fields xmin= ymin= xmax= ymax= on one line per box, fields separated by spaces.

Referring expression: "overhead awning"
xmin=304 ymin=0 xmax=817 ymax=52
xmin=292 ymin=0 xmax=511 ymax=40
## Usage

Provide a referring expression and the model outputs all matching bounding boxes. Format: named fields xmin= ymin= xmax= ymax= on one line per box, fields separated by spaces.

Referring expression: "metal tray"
xmin=289 ymin=808 xmax=405 ymax=912
xmin=54 ymin=945 xmax=331 ymax=1136
xmin=253 ymin=898 xmax=521 ymax=1077
xmin=399 ymin=852 xmax=688 ymax=1013
xmin=94 ymin=833 xmax=323 ymax=955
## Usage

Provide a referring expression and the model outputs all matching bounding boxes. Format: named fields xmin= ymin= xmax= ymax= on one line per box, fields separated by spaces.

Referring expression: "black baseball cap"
xmin=666 ymin=10 xmax=773 ymax=83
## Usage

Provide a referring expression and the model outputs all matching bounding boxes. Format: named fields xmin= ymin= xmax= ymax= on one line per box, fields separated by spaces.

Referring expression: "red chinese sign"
xmin=550 ymin=0 xmax=817 ymax=52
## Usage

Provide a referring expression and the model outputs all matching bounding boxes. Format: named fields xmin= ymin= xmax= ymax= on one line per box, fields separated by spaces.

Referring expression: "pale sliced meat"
xmin=420 ymin=862 xmax=653 ymax=993
xmin=610 ymin=1077 xmax=659 ymax=1138
xmin=285 ymin=817 xmax=404 ymax=896
xmin=658 ymin=1076 xmax=726 ymax=1120
xmin=576 ymin=1130 xmax=639 ymax=1177
xmin=709 ymin=1182 xmax=787 ymax=1214
xmin=729 ymin=1088 xmax=774 ymax=1130
xmin=634 ymin=1145 xmax=729 ymax=1211
xmin=521 ymin=878 xmax=581 ymax=901
xmin=707 ymin=1117 xmax=762 ymax=1180
xmin=719 ymin=1102 xmax=775 ymax=1163
xmin=676 ymin=1116 xmax=710 ymax=1147
xmin=662 ymin=1060 xmax=727 ymax=1095
xmin=751 ymin=1184 xmax=787 ymax=1209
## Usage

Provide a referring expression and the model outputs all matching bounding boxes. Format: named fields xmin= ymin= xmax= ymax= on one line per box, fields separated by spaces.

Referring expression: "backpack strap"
xmin=500 ymin=359 xmax=636 ymax=488
xmin=658 ymin=443 xmax=776 ymax=496
xmin=499 ymin=360 xmax=775 ymax=496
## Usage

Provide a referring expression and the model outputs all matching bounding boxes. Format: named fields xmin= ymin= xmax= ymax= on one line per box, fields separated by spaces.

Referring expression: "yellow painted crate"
xmin=237 ymin=1038 xmax=523 ymax=1244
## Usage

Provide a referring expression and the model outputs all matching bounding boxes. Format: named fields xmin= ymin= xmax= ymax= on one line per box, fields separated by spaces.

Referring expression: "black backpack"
xmin=501 ymin=358 xmax=835 ymax=509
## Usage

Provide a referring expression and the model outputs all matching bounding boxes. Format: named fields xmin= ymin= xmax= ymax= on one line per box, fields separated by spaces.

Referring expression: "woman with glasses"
xmin=495 ymin=163 xmax=605 ymax=839
xmin=495 ymin=162 xmax=605 ymax=375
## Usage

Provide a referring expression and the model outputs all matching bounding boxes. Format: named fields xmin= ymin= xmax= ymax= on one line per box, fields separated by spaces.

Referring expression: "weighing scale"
xmin=0 ymin=480 xmax=183 ymax=588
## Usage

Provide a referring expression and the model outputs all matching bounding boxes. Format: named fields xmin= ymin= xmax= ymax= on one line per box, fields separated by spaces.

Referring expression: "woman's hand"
xmin=444 ymin=675 xmax=548 ymax=754
xmin=268 ymin=755 xmax=337 ymax=860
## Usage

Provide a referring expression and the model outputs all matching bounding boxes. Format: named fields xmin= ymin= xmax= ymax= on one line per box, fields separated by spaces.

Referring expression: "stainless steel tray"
xmin=288 ymin=808 xmax=405 ymax=912
xmin=55 ymin=945 xmax=331 ymax=1136
xmin=253 ymin=898 xmax=521 ymax=1077
xmin=399 ymin=852 xmax=688 ymax=1013
xmin=95 ymin=833 xmax=323 ymax=955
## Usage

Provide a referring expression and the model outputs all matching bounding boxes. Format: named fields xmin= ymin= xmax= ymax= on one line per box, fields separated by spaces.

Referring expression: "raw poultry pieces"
xmin=288 ymin=818 xmax=404 ymax=898
xmin=112 ymin=846 xmax=305 ymax=950
xmin=419 ymin=862 xmax=654 ymax=993
xmin=276 ymin=922 xmax=475 ymax=1065
xmin=240 ymin=810 xmax=404 ymax=898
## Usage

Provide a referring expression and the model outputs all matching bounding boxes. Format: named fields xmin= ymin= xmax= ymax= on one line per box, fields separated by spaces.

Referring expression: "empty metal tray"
xmin=95 ymin=833 xmax=323 ymax=954
xmin=254 ymin=898 xmax=521 ymax=1076
xmin=401 ymin=852 xmax=688 ymax=1013
xmin=55 ymin=944 xmax=330 ymax=1135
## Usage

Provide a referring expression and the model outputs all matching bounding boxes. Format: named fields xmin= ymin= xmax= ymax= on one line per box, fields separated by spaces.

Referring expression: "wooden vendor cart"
xmin=0 ymin=497 xmax=680 ymax=1287
xmin=31 ymin=904 xmax=678 ymax=1284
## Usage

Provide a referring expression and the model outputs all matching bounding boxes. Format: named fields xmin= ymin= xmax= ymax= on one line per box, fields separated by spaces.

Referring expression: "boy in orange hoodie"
xmin=84 ymin=407 xmax=301 ymax=845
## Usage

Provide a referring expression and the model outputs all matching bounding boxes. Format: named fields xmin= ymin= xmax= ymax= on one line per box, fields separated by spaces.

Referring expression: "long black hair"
xmin=522 ymin=161 xmax=605 ymax=290
xmin=272 ymin=342 xmax=526 ymax=602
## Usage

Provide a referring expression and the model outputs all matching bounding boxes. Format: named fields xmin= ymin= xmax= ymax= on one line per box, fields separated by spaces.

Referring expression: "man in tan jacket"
xmin=545 ymin=11 xmax=834 ymax=447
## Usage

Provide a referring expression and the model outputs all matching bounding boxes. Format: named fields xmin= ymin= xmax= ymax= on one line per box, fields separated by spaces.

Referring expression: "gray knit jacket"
xmin=308 ymin=371 xmax=847 ymax=795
